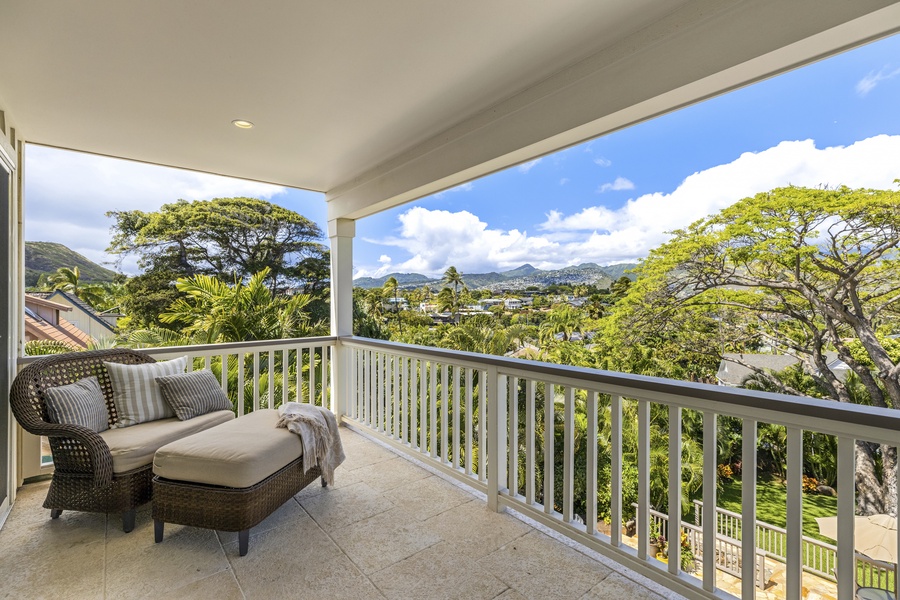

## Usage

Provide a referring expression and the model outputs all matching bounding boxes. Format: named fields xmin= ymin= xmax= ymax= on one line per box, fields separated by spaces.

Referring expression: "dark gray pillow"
xmin=44 ymin=376 xmax=109 ymax=432
xmin=156 ymin=369 xmax=232 ymax=420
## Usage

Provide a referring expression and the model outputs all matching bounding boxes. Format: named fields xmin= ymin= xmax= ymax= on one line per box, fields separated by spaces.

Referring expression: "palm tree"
xmin=442 ymin=266 xmax=465 ymax=323
xmin=539 ymin=304 xmax=585 ymax=344
xmin=383 ymin=276 xmax=402 ymax=334
xmin=47 ymin=266 xmax=107 ymax=308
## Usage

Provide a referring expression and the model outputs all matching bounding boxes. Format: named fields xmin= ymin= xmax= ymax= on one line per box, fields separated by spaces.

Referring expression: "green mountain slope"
xmin=25 ymin=241 xmax=118 ymax=287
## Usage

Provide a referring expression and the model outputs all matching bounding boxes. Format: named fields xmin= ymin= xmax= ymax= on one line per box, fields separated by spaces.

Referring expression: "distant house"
xmin=504 ymin=298 xmax=522 ymax=309
xmin=23 ymin=295 xmax=93 ymax=350
xmin=716 ymin=352 xmax=850 ymax=387
xmin=27 ymin=291 xmax=119 ymax=342
xmin=383 ymin=297 xmax=409 ymax=311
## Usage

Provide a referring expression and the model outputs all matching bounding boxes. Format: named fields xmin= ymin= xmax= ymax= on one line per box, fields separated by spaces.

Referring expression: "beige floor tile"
xmin=493 ymin=590 xmax=528 ymax=600
xmin=329 ymin=506 xmax=442 ymax=574
xmin=339 ymin=442 xmax=397 ymax=472
xmin=482 ymin=530 xmax=612 ymax=599
xmin=105 ymin=517 xmax=230 ymax=599
xmin=354 ymin=454 xmax=432 ymax=492
xmin=163 ymin=569 xmax=246 ymax=600
xmin=384 ymin=474 xmax=474 ymax=520
xmin=0 ymin=539 xmax=105 ymax=600
xmin=228 ymin=518 xmax=381 ymax=599
xmin=298 ymin=481 xmax=395 ymax=531
xmin=216 ymin=497 xmax=307 ymax=545
xmin=370 ymin=541 xmax=508 ymax=600
xmin=424 ymin=499 xmax=530 ymax=557
xmin=294 ymin=463 xmax=363 ymax=501
xmin=582 ymin=572 xmax=666 ymax=600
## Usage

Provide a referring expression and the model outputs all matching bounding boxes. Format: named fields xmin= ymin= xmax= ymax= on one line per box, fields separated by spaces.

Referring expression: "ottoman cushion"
xmin=100 ymin=409 xmax=234 ymax=473
xmin=153 ymin=409 xmax=303 ymax=488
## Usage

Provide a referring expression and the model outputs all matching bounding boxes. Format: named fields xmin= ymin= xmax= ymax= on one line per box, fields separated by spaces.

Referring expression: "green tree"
xmin=47 ymin=266 xmax=108 ymax=308
xmin=539 ymin=304 xmax=585 ymax=344
xmin=133 ymin=268 xmax=323 ymax=344
xmin=107 ymin=197 xmax=328 ymax=293
xmin=616 ymin=184 xmax=900 ymax=514
xmin=442 ymin=266 xmax=465 ymax=323
xmin=383 ymin=276 xmax=402 ymax=334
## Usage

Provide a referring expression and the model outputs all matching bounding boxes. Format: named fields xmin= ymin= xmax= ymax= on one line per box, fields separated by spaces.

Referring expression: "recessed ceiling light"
xmin=232 ymin=119 xmax=254 ymax=129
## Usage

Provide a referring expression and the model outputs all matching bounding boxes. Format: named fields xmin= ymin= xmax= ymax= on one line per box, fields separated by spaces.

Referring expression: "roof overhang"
xmin=2 ymin=0 xmax=899 ymax=221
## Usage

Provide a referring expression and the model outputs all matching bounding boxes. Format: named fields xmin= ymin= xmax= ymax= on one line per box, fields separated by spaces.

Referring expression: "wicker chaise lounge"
xmin=9 ymin=349 xmax=234 ymax=532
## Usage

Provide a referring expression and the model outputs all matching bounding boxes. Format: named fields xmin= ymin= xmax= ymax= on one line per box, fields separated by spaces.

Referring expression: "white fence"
xmin=341 ymin=336 xmax=900 ymax=600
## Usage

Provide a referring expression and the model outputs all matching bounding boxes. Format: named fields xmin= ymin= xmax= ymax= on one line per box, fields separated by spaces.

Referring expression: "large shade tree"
xmin=107 ymin=197 xmax=328 ymax=293
xmin=613 ymin=184 xmax=900 ymax=515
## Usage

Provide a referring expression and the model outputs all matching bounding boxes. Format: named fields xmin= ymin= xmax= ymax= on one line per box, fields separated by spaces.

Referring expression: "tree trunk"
xmin=856 ymin=441 xmax=886 ymax=515
xmin=881 ymin=445 xmax=898 ymax=517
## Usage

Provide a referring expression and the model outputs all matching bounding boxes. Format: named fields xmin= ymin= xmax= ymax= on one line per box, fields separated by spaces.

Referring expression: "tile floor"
xmin=0 ymin=426 xmax=682 ymax=600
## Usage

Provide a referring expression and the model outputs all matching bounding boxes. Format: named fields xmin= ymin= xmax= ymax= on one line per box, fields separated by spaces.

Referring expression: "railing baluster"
xmin=453 ymin=366 xmax=460 ymax=469
xmin=787 ymin=428 xmax=802 ymax=600
xmin=401 ymin=356 xmax=408 ymax=444
xmin=267 ymin=350 xmax=274 ymax=408
xmin=478 ymin=369 xmax=486 ymax=482
xmin=204 ymin=355 xmax=211 ymax=370
xmin=221 ymin=354 xmax=228 ymax=396
xmin=544 ymin=382 xmax=554 ymax=515
xmin=509 ymin=377 xmax=519 ymax=496
xmin=586 ymin=390 xmax=597 ymax=536
xmin=637 ymin=399 xmax=649 ymax=560
xmin=836 ymin=435 xmax=855 ymax=600
xmin=322 ymin=345 xmax=329 ymax=411
xmin=430 ymin=361 xmax=437 ymax=458
xmin=297 ymin=347 xmax=304 ymax=405
xmin=702 ymin=410 xmax=717 ymax=592
xmin=525 ymin=379 xmax=535 ymax=504
xmin=383 ymin=352 xmax=390 ymax=433
xmin=741 ymin=419 xmax=757 ymax=600
xmin=410 ymin=358 xmax=418 ymax=450
xmin=466 ymin=367 xmax=473 ymax=475
xmin=420 ymin=360 xmax=427 ymax=453
xmin=309 ymin=347 xmax=316 ymax=406
xmin=393 ymin=354 xmax=400 ymax=439
xmin=563 ymin=386 xmax=574 ymax=523
xmin=668 ymin=404 xmax=681 ymax=576
xmin=611 ymin=395 xmax=622 ymax=548
xmin=281 ymin=349 xmax=289 ymax=407
xmin=252 ymin=352 xmax=260 ymax=412
xmin=237 ymin=352 xmax=245 ymax=416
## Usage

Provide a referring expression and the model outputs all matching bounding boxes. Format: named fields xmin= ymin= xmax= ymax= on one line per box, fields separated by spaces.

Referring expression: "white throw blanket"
xmin=276 ymin=402 xmax=346 ymax=486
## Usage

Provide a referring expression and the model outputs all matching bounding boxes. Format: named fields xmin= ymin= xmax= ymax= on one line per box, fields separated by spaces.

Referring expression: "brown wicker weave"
xmin=10 ymin=349 xmax=158 ymax=532
xmin=153 ymin=459 xmax=323 ymax=556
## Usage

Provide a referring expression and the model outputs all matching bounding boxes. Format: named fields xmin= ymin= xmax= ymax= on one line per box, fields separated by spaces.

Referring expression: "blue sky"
xmin=25 ymin=33 xmax=900 ymax=279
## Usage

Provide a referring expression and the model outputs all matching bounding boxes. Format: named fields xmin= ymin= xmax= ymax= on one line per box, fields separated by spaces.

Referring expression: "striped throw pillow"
xmin=156 ymin=369 xmax=232 ymax=420
xmin=44 ymin=376 xmax=109 ymax=432
xmin=104 ymin=356 xmax=187 ymax=427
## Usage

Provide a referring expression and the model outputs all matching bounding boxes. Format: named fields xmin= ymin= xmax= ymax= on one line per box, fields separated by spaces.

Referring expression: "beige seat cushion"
xmin=100 ymin=410 xmax=234 ymax=473
xmin=153 ymin=409 xmax=304 ymax=489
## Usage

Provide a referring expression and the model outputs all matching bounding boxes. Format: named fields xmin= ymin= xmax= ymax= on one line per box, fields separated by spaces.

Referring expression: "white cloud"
xmin=24 ymin=145 xmax=290 ymax=273
xmin=856 ymin=65 xmax=900 ymax=96
xmin=559 ymin=178 xmax=570 ymax=186
xmin=596 ymin=177 xmax=635 ymax=193
xmin=593 ymin=156 xmax=612 ymax=167
xmin=356 ymin=135 xmax=900 ymax=277
xmin=518 ymin=159 xmax=542 ymax=173
xmin=540 ymin=135 xmax=900 ymax=259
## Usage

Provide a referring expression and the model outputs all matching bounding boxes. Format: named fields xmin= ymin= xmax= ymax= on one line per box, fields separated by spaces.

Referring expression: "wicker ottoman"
xmin=152 ymin=409 xmax=323 ymax=556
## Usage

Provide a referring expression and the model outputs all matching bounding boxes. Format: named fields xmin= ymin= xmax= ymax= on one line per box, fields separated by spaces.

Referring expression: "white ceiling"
xmin=1 ymin=0 xmax=899 ymax=219
xmin=0 ymin=0 xmax=686 ymax=191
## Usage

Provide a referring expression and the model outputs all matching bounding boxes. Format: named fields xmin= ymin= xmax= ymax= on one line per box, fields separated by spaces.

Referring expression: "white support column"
xmin=329 ymin=218 xmax=355 ymax=422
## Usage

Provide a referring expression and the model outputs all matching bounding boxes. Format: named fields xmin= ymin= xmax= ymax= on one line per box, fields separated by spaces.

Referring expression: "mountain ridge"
xmin=354 ymin=262 xmax=638 ymax=290
xmin=25 ymin=241 xmax=118 ymax=287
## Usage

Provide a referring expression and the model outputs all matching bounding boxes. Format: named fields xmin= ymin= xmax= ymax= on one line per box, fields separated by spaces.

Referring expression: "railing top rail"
xmin=17 ymin=336 xmax=338 ymax=366
xmin=340 ymin=336 xmax=900 ymax=435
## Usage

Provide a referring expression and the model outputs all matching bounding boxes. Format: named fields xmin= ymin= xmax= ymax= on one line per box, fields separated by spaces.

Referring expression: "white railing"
xmin=341 ymin=336 xmax=900 ymax=600
xmin=693 ymin=500 xmax=897 ymax=588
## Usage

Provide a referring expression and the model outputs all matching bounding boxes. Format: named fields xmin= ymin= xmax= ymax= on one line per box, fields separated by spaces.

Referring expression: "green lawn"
xmin=716 ymin=475 xmax=837 ymax=542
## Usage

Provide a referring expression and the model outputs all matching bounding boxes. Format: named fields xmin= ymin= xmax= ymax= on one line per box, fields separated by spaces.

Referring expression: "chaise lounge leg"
xmin=238 ymin=529 xmax=249 ymax=556
xmin=122 ymin=509 xmax=136 ymax=533
xmin=154 ymin=519 xmax=164 ymax=543
xmin=321 ymin=477 xmax=327 ymax=487
xmin=50 ymin=509 xmax=63 ymax=519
